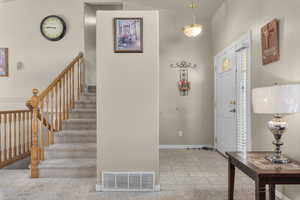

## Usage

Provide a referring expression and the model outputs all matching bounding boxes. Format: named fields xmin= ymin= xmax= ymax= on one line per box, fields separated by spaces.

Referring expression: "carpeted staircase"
xmin=38 ymin=92 xmax=97 ymax=178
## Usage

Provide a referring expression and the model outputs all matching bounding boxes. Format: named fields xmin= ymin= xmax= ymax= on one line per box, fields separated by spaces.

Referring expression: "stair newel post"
xmin=30 ymin=88 xmax=40 ymax=178
xmin=39 ymin=97 xmax=45 ymax=161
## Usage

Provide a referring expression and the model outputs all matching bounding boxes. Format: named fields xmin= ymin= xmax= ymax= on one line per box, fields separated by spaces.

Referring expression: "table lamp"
xmin=252 ymin=84 xmax=300 ymax=164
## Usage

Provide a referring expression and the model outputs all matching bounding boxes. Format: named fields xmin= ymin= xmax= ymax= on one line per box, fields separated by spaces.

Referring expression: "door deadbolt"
xmin=229 ymin=100 xmax=236 ymax=105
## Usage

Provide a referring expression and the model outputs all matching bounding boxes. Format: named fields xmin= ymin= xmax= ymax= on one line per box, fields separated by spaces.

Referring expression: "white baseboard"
xmin=276 ymin=190 xmax=291 ymax=200
xmin=154 ymin=184 xmax=160 ymax=192
xmin=95 ymin=184 xmax=102 ymax=192
xmin=159 ymin=144 xmax=214 ymax=150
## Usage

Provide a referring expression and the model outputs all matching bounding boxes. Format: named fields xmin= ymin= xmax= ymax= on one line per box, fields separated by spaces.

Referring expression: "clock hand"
xmin=45 ymin=26 xmax=57 ymax=29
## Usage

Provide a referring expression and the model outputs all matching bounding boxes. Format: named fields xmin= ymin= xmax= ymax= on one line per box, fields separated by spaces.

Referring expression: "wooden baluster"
xmin=30 ymin=89 xmax=39 ymax=178
xmin=79 ymin=59 xmax=81 ymax=94
xmin=51 ymin=89 xmax=54 ymax=144
xmin=65 ymin=73 xmax=68 ymax=120
xmin=72 ymin=66 xmax=75 ymax=108
xmin=69 ymin=69 xmax=72 ymax=108
xmin=65 ymin=73 xmax=68 ymax=119
xmin=21 ymin=112 xmax=25 ymax=155
xmin=67 ymin=70 xmax=69 ymax=114
xmin=55 ymin=84 xmax=58 ymax=130
xmin=69 ymin=69 xmax=71 ymax=109
xmin=77 ymin=61 xmax=80 ymax=100
xmin=13 ymin=113 xmax=17 ymax=158
xmin=59 ymin=80 xmax=62 ymax=130
xmin=0 ymin=113 xmax=3 ymax=165
xmin=70 ymin=68 xmax=72 ymax=108
xmin=64 ymin=74 xmax=67 ymax=120
xmin=66 ymin=70 xmax=69 ymax=119
xmin=19 ymin=112 xmax=22 ymax=155
xmin=24 ymin=111 xmax=27 ymax=154
xmin=3 ymin=114 xmax=7 ymax=162
xmin=62 ymin=77 xmax=65 ymax=121
xmin=18 ymin=113 xmax=21 ymax=156
xmin=79 ymin=58 xmax=82 ymax=93
xmin=22 ymin=112 xmax=25 ymax=154
xmin=62 ymin=75 xmax=65 ymax=120
xmin=27 ymin=112 xmax=30 ymax=153
xmin=0 ymin=113 xmax=2 ymax=164
xmin=30 ymin=112 xmax=33 ymax=150
xmin=70 ymin=68 xmax=73 ymax=108
xmin=8 ymin=113 xmax=12 ymax=161
xmin=81 ymin=57 xmax=85 ymax=93
xmin=40 ymin=99 xmax=45 ymax=161
xmin=22 ymin=111 xmax=26 ymax=155
xmin=45 ymin=95 xmax=50 ymax=147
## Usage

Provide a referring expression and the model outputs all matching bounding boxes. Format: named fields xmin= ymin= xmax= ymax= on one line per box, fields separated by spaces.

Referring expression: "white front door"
xmin=215 ymin=45 xmax=237 ymax=155
xmin=214 ymin=33 xmax=252 ymax=155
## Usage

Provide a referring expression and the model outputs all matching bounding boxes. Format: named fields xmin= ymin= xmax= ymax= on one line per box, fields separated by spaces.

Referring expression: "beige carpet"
xmin=0 ymin=150 xmax=259 ymax=200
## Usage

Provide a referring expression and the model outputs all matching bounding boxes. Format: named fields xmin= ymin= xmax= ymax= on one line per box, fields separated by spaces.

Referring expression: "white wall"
xmin=125 ymin=1 xmax=215 ymax=146
xmin=96 ymin=10 xmax=159 ymax=185
xmin=0 ymin=0 xmax=214 ymax=146
xmin=0 ymin=0 xmax=83 ymax=110
xmin=212 ymin=0 xmax=300 ymax=199
xmin=159 ymin=11 xmax=214 ymax=145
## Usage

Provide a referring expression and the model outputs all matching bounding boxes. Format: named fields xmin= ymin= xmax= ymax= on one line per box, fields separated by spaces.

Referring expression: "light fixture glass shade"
xmin=182 ymin=24 xmax=202 ymax=38
xmin=252 ymin=84 xmax=300 ymax=114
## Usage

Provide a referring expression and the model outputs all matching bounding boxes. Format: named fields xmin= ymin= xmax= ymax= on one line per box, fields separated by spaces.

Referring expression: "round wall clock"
xmin=40 ymin=15 xmax=66 ymax=41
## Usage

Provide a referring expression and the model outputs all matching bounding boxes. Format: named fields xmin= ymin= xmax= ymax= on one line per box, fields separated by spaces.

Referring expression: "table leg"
xmin=255 ymin=180 xmax=266 ymax=200
xmin=228 ymin=159 xmax=235 ymax=200
xmin=269 ymin=184 xmax=275 ymax=200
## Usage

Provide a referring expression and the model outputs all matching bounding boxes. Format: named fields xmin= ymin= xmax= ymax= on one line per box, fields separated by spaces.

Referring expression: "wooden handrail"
xmin=0 ymin=110 xmax=32 ymax=169
xmin=26 ymin=52 xmax=85 ymax=178
xmin=1 ymin=53 xmax=84 ymax=172
xmin=26 ymin=52 xmax=84 ymax=131
xmin=0 ymin=110 xmax=30 ymax=114
xmin=39 ymin=53 xmax=83 ymax=100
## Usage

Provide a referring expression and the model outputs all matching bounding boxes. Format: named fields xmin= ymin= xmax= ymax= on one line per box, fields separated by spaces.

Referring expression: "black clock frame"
xmin=40 ymin=15 xmax=66 ymax=41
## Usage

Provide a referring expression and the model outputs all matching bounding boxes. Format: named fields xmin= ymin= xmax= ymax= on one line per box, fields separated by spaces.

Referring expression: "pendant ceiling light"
xmin=182 ymin=0 xmax=203 ymax=38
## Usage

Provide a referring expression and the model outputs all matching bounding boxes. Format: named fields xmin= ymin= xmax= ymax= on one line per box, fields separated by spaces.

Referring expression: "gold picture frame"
xmin=114 ymin=18 xmax=143 ymax=53
xmin=0 ymin=48 xmax=8 ymax=77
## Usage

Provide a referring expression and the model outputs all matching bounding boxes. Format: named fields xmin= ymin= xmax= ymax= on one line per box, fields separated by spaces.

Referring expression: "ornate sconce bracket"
xmin=170 ymin=61 xmax=197 ymax=96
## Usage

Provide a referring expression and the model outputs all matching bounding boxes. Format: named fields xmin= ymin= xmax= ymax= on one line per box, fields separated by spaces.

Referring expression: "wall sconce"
xmin=170 ymin=61 xmax=197 ymax=96
xmin=16 ymin=61 xmax=24 ymax=71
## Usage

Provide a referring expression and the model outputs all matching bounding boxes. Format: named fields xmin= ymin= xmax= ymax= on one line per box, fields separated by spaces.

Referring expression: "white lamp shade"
xmin=182 ymin=24 xmax=202 ymax=38
xmin=252 ymin=84 xmax=300 ymax=114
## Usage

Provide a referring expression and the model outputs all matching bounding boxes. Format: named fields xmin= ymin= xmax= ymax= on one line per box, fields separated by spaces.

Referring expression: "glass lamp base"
xmin=265 ymin=154 xmax=290 ymax=164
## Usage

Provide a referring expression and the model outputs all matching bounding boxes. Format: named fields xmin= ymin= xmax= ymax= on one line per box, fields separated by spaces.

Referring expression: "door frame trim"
xmin=214 ymin=32 xmax=252 ymax=154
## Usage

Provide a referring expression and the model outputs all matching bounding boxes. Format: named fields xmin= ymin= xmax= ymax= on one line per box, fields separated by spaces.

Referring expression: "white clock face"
xmin=41 ymin=16 xmax=66 ymax=41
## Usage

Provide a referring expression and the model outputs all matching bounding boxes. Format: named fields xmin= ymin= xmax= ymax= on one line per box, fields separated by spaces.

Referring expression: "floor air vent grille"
xmin=102 ymin=172 xmax=155 ymax=191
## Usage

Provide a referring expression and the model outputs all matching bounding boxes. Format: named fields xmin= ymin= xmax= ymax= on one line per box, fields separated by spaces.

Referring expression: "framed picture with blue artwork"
xmin=114 ymin=18 xmax=143 ymax=53
xmin=0 ymin=48 xmax=8 ymax=77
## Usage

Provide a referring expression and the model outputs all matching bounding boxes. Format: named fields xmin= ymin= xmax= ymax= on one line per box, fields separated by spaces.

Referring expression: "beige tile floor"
xmin=0 ymin=150 xmax=259 ymax=200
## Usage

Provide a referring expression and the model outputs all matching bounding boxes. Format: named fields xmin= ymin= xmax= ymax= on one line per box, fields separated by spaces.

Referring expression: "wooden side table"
xmin=226 ymin=152 xmax=300 ymax=200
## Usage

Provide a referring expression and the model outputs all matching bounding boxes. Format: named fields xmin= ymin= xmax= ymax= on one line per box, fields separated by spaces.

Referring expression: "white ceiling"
xmin=127 ymin=0 xmax=224 ymax=19
xmin=0 ymin=0 xmax=224 ymax=19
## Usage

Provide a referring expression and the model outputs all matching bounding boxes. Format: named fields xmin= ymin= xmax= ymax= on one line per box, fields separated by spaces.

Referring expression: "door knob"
xmin=229 ymin=108 xmax=236 ymax=113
